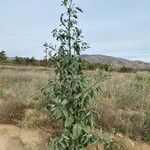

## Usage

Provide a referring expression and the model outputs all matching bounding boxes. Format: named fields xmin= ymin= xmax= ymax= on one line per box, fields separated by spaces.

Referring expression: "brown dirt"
xmin=0 ymin=125 xmax=48 ymax=150
xmin=87 ymin=138 xmax=150 ymax=150
xmin=122 ymin=137 xmax=150 ymax=150
xmin=0 ymin=136 xmax=26 ymax=150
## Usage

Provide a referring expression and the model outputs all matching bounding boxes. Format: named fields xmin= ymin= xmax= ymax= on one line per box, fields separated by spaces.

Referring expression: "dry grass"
xmin=89 ymin=71 xmax=150 ymax=143
xmin=0 ymin=66 xmax=150 ymax=149
xmin=0 ymin=99 xmax=27 ymax=124
xmin=0 ymin=68 xmax=51 ymax=106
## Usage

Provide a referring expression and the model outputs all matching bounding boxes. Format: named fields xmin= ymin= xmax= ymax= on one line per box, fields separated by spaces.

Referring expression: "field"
xmin=0 ymin=65 xmax=150 ymax=150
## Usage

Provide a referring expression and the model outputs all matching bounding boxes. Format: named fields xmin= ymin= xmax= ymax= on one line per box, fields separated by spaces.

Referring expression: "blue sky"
xmin=0 ymin=0 xmax=150 ymax=62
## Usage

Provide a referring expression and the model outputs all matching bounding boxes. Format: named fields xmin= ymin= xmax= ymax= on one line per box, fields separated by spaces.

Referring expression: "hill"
xmin=81 ymin=54 xmax=150 ymax=69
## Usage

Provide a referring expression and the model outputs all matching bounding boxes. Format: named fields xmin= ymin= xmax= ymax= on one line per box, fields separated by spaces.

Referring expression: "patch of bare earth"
xmin=0 ymin=125 xmax=48 ymax=150
xmin=87 ymin=136 xmax=150 ymax=150
xmin=0 ymin=99 xmax=62 ymax=150
xmin=0 ymin=99 xmax=49 ymax=150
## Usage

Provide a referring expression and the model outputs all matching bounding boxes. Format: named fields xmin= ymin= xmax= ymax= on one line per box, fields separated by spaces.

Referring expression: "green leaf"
xmin=73 ymin=14 xmax=78 ymax=19
xmin=62 ymin=109 xmax=69 ymax=118
xmin=76 ymin=7 xmax=83 ymax=13
xmin=62 ymin=0 xmax=68 ymax=6
xmin=73 ymin=124 xmax=82 ymax=139
xmin=65 ymin=114 xmax=74 ymax=127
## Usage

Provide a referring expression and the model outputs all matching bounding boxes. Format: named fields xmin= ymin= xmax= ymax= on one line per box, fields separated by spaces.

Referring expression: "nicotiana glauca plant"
xmin=44 ymin=0 xmax=112 ymax=149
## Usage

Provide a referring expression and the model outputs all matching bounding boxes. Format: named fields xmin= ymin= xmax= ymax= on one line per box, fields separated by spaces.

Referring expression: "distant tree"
xmin=14 ymin=56 xmax=23 ymax=65
xmin=13 ymin=56 xmax=39 ymax=66
xmin=29 ymin=57 xmax=37 ymax=65
xmin=25 ymin=57 xmax=30 ymax=65
xmin=0 ymin=50 xmax=7 ymax=61
xmin=84 ymin=60 xmax=95 ymax=70
xmin=118 ymin=66 xmax=135 ymax=73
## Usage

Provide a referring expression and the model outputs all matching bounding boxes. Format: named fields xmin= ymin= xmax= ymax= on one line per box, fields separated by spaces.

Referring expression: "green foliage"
xmin=85 ymin=61 xmax=114 ymax=72
xmin=0 ymin=50 xmax=7 ymax=60
xmin=43 ymin=0 xmax=110 ymax=149
xmin=0 ymin=90 xmax=4 ymax=97
xmin=14 ymin=56 xmax=39 ymax=66
xmin=0 ymin=50 xmax=7 ymax=63
xmin=0 ymin=50 xmax=52 ymax=66
xmin=143 ymin=133 xmax=150 ymax=144
xmin=50 ymin=130 xmax=113 ymax=150
xmin=118 ymin=66 xmax=136 ymax=73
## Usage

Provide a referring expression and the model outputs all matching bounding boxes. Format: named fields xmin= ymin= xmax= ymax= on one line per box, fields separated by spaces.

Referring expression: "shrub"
xmin=43 ymin=0 xmax=112 ymax=149
xmin=118 ymin=66 xmax=136 ymax=73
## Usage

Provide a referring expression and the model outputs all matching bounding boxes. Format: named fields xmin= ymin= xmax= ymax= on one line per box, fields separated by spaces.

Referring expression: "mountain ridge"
xmin=81 ymin=54 xmax=150 ymax=69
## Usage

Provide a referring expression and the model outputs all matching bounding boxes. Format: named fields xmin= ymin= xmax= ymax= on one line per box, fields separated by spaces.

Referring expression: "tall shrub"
xmin=44 ymin=0 xmax=112 ymax=149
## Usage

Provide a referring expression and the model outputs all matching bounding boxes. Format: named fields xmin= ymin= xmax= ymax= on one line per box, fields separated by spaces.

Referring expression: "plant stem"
xmin=68 ymin=0 xmax=72 ymax=57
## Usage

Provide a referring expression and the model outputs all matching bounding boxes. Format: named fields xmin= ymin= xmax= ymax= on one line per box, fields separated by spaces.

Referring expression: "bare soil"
xmin=0 ymin=125 xmax=48 ymax=150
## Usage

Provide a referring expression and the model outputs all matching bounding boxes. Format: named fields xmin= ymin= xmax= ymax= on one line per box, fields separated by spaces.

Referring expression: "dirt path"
xmin=124 ymin=137 xmax=150 ymax=150
xmin=0 ymin=125 xmax=48 ymax=150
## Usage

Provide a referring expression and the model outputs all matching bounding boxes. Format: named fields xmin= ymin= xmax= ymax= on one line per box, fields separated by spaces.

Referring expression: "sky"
xmin=0 ymin=0 xmax=150 ymax=62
